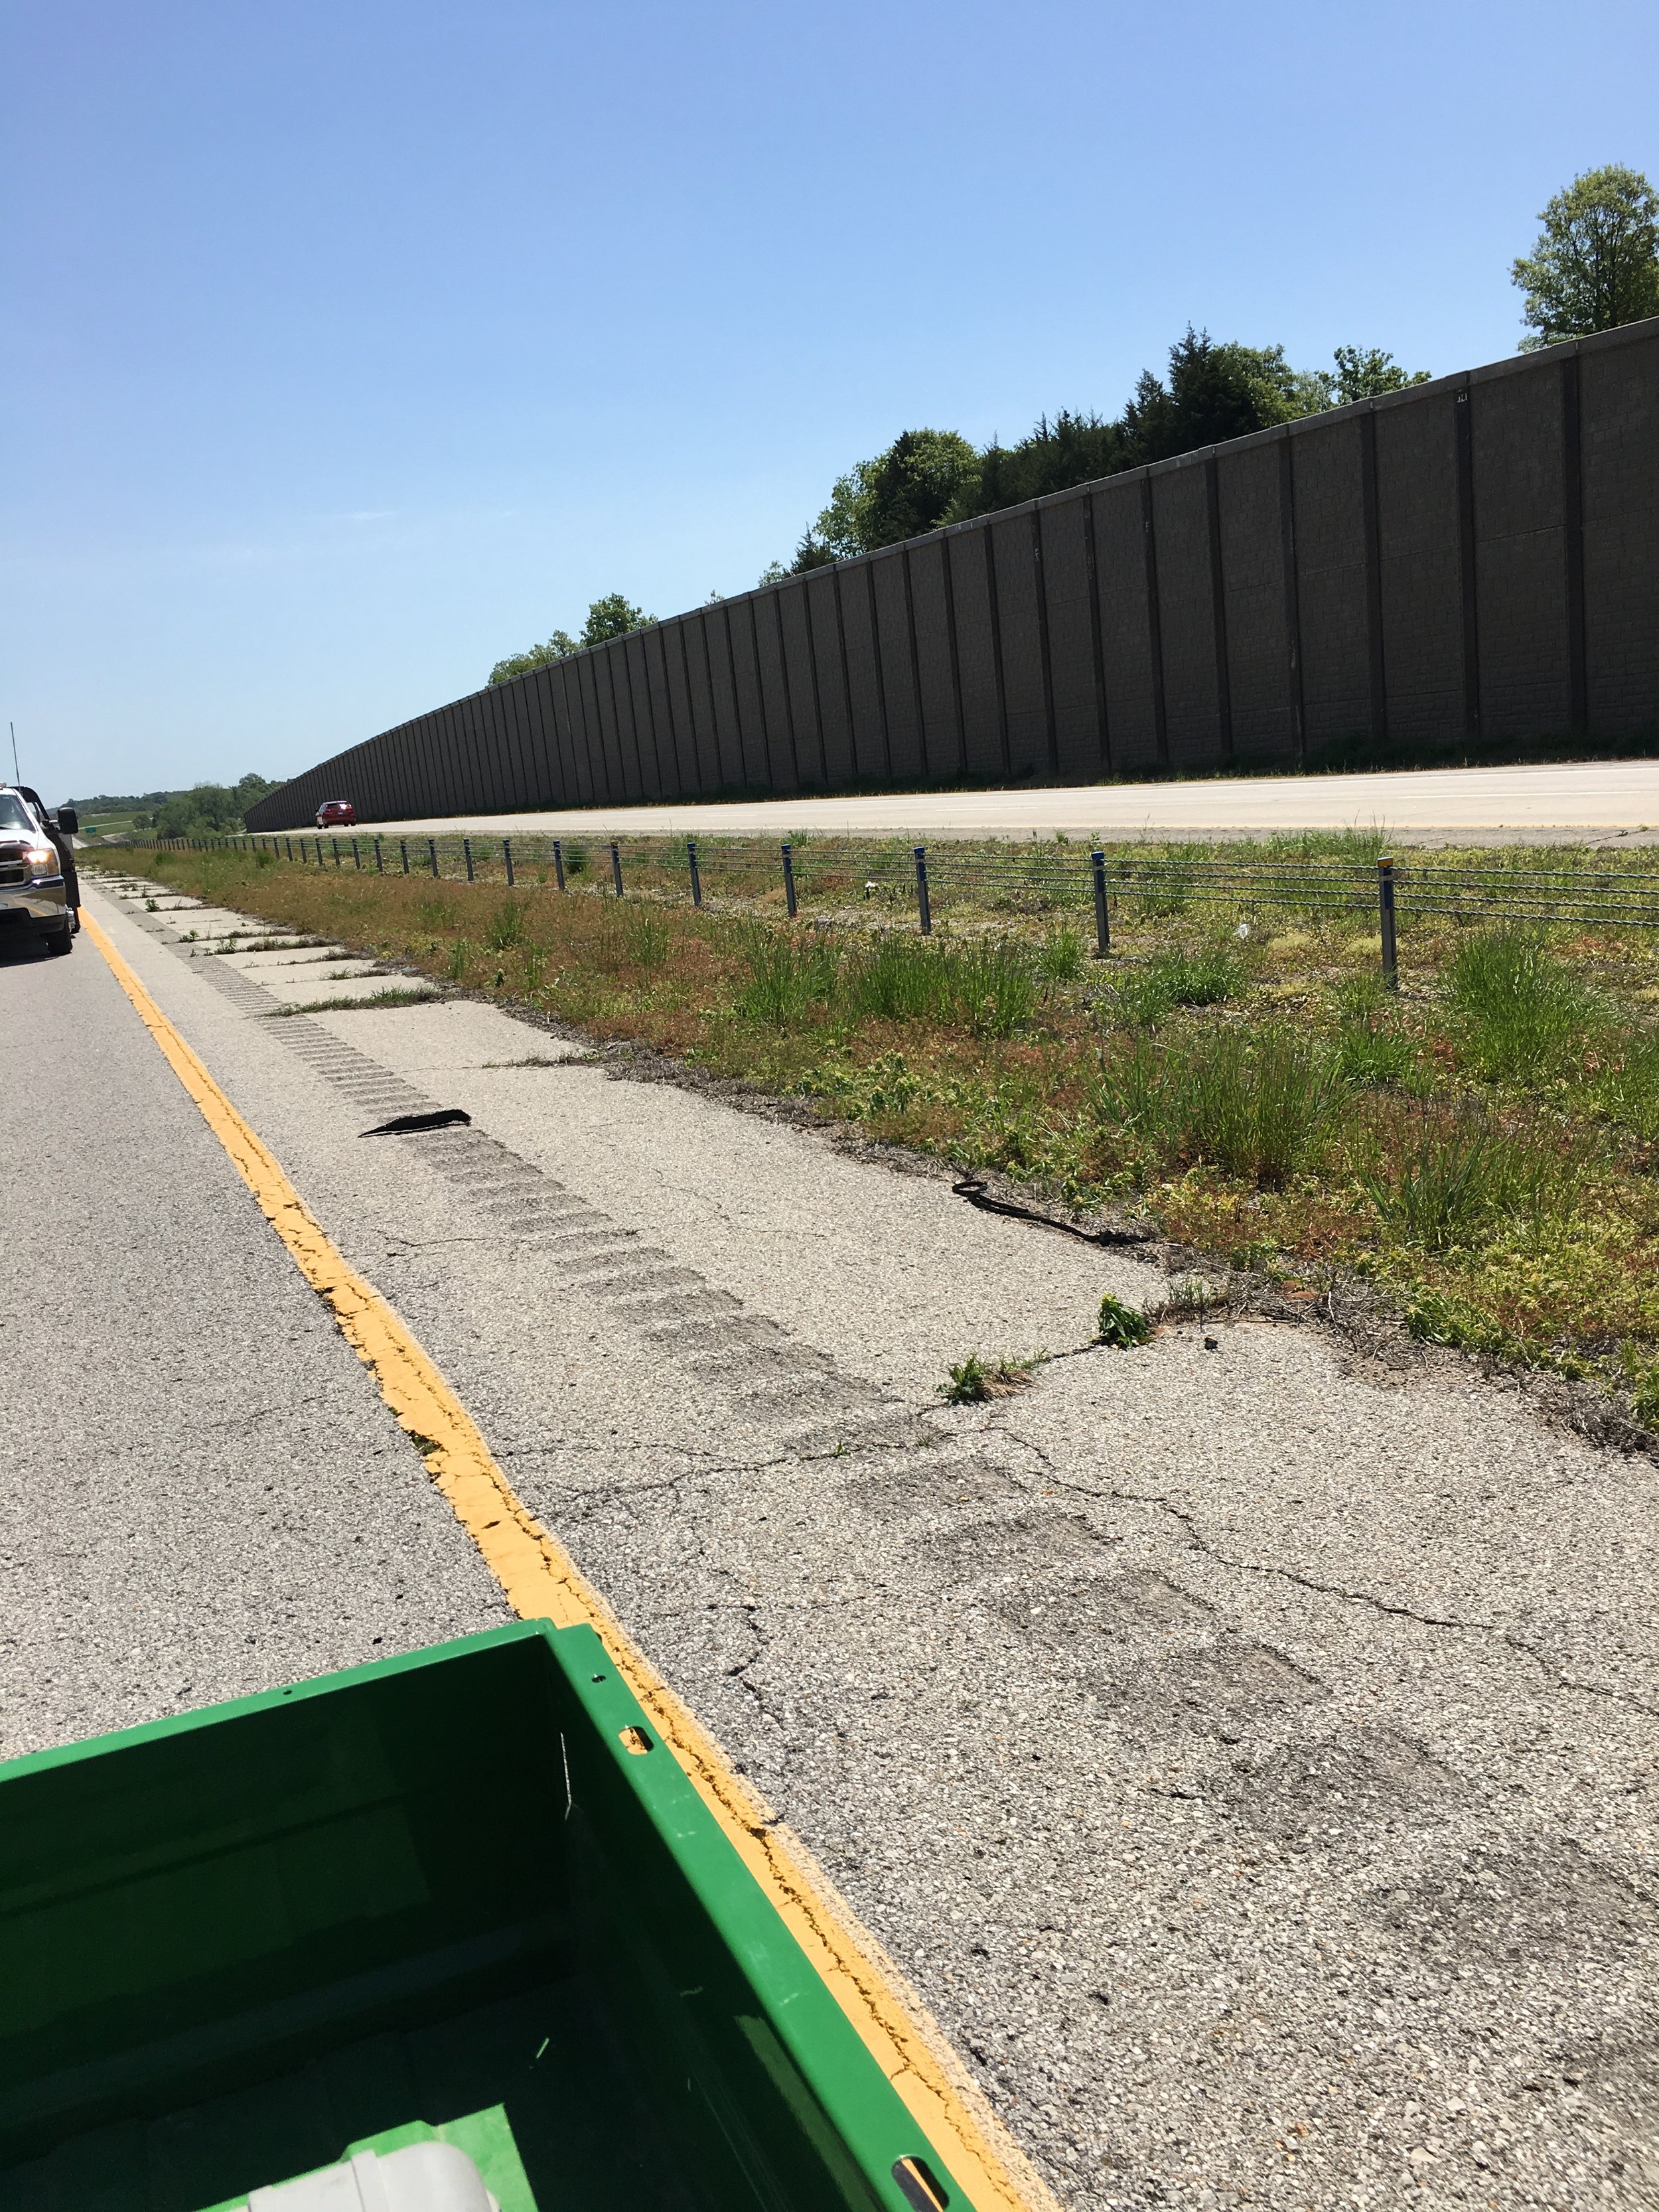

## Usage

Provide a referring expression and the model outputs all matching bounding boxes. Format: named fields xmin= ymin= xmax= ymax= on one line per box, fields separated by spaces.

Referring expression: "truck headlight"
xmin=25 ymin=845 xmax=59 ymax=876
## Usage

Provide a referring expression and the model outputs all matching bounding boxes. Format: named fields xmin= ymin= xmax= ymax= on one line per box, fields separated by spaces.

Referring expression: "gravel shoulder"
xmin=48 ymin=875 xmax=1659 ymax=2209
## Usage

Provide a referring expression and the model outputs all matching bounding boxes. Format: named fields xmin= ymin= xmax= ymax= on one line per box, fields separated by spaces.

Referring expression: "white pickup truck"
xmin=0 ymin=786 xmax=78 ymax=955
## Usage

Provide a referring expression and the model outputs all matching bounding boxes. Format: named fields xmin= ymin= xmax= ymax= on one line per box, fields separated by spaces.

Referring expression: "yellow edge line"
xmin=83 ymin=905 xmax=1057 ymax=2212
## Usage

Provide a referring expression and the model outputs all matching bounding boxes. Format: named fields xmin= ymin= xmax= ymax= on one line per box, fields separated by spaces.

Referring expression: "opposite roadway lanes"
xmin=346 ymin=756 xmax=1659 ymax=847
xmin=7 ymin=867 xmax=1659 ymax=2211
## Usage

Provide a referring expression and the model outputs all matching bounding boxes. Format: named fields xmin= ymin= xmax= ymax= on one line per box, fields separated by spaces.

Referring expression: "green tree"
xmin=859 ymin=429 xmax=979 ymax=548
xmin=803 ymin=459 xmax=879 ymax=561
xmin=579 ymin=593 xmax=656 ymax=646
xmin=488 ymin=593 xmax=653 ymax=685
xmin=1321 ymin=345 xmax=1432 ymax=404
xmin=1512 ymin=165 xmax=1659 ymax=348
xmin=152 ymin=774 xmax=277 ymax=837
xmin=489 ymin=633 xmax=578 ymax=685
xmin=799 ymin=428 xmax=978 ymax=561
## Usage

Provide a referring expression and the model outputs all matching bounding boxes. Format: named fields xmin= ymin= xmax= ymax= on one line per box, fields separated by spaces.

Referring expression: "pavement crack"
xmin=998 ymin=1428 xmax=1659 ymax=1721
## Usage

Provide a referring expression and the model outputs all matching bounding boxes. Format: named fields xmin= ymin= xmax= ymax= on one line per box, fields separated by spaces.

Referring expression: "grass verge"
xmin=97 ymin=843 xmax=1659 ymax=1432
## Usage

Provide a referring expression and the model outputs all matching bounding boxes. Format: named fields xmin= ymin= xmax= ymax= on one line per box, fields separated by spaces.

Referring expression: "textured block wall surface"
xmin=248 ymin=322 xmax=1659 ymax=832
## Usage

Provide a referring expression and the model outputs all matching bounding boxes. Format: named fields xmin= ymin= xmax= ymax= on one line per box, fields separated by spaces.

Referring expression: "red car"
xmin=315 ymin=798 xmax=356 ymax=828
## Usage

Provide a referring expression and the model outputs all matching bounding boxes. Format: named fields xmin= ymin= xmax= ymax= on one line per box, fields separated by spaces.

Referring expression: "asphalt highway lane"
xmin=12 ymin=873 xmax=1659 ymax=2211
xmin=0 ymin=921 xmax=508 ymax=1760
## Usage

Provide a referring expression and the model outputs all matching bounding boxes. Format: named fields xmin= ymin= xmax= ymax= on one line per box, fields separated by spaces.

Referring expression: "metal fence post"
xmin=428 ymin=837 xmax=439 ymax=878
xmin=782 ymin=842 xmax=798 ymax=918
xmin=285 ymin=837 xmax=293 ymax=862
xmin=374 ymin=837 xmax=383 ymax=873
xmin=1378 ymin=856 xmax=1398 ymax=990
xmin=463 ymin=838 xmax=474 ymax=883
xmin=552 ymin=838 xmax=566 ymax=891
xmin=611 ymin=841 xmax=624 ymax=898
xmin=1091 ymin=848 xmax=1111 ymax=957
xmin=399 ymin=839 xmax=409 ymax=874
xmin=316 ymin=837 xmax=325 ymax=865
xmin=332 ymin=838 xmax=341 ymax=869
xmin=687 ymin=839 xmax=701 ymax=908
xmin=503 ymin=838 xmax=514 ymax=887
xmin=351 ymin=839 xmax=360 ymax=869
xmin=913 ymin=846 xmax=932 ymax=935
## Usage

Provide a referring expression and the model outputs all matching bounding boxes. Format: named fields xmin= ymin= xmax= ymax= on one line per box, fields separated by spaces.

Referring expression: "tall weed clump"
xmin=842 ymin=935 xmax=1037 ymax=1037
xmin=1597 ymin=1029 xmax=1659 ymax=1142
xmin=1360 ymin=1102 xmax=1587 ymax=1250
xmin=1093 ymin=1029 xmax=1335 ymax=1185
xmin=948 ymin=940 xmax=1039 ymax=1037
xmin=732 ymin=926 xmax=838 ymax=1026
xmin=1111 ymin=947 xmax=1245 ymax=1029
xmin=1447 ymin=928 xmax=1601 ymax=1080
xmin=484 ymin=897 xmax=527 ymax=952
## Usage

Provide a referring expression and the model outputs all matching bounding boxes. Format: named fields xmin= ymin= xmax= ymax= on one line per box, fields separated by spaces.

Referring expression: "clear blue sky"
xmin=6 ymin=0 xmax=1654 ymax=800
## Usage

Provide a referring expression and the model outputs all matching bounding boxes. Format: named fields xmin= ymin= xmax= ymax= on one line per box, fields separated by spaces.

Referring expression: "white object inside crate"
xmin=248 ymin=2140 xmax=499 ymax=2212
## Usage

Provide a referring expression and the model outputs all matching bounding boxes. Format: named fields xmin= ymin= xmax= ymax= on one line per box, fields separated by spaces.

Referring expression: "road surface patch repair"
xmin=55 ymin=875 xmax=1659 ymax=2206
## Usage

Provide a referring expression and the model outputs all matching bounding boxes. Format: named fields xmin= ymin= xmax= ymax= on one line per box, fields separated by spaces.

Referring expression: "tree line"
xmin=770 ymin=335 xmax=1431 ymax=575
xmin=70 ymin=774 xmax=281 ymax=838
xmin=490 ymin=164 xmax=1659 ymax=678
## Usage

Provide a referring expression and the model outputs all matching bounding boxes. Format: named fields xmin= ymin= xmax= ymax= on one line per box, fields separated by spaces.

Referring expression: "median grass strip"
xmin=95 ymin=843 xmax=1659 ymax=1428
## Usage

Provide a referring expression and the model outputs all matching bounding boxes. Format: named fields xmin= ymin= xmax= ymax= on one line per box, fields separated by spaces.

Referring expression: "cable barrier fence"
xmin=136 ymin=832 xmax=1659 ymax=988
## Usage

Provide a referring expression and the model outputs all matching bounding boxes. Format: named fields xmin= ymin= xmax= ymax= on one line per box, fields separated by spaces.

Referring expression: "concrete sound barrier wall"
xmin=248 ymin=319 xmax=1659 ymax=831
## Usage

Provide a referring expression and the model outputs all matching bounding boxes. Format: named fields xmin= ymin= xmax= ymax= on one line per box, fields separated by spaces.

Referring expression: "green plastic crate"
xmin=0 ymin=1621 xmax=965 ymax=2211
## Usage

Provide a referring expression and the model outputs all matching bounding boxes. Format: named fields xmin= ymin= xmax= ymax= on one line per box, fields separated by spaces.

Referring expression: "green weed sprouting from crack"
xmin=1097 ymin=1293 xmax=1153 ymax=1347
xmin=1158 ymin=1274 xmax=1228 ymax=1320
xmin=938 ymin=1353 xmax=1040 ymax=1404
xmin=267 ymin=987 xmax=439 ymax=1017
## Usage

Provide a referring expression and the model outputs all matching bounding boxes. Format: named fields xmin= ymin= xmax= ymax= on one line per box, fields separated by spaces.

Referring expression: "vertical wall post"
xmin=1140 ymin=473 xmax=1170 ymax=767
xmin=687 ymin=839 xmax=701 ymax=907
xmin=913 ymin=846 xmax=932 ymax=935
xmin=1358 ymin=409 xmax=1388 ymax=744
xmin=1277 ymin=435 xmax=1307 ymax=766
xmin=782 ymin=842 xmax=798 ymax=918
xmin=504 ymin=838 xmax=515 ymax=887
xmin=1453 ymin=386 xmax=1481 ymax=740
xmin=1091 ymin=849 xmax=1111 ymax=958
xmin=1204 ymin=455 xmax=1234 ymax=763
xmin=1561 ymin=353 xmax=1588 ymax=736
xmin=1378 ymin=857 xmax=1398 ymax=990
xmin=463 ymin=838 xmax=474 ymax=883
xmin=553 ymin=839 xmax=565 ymax=891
